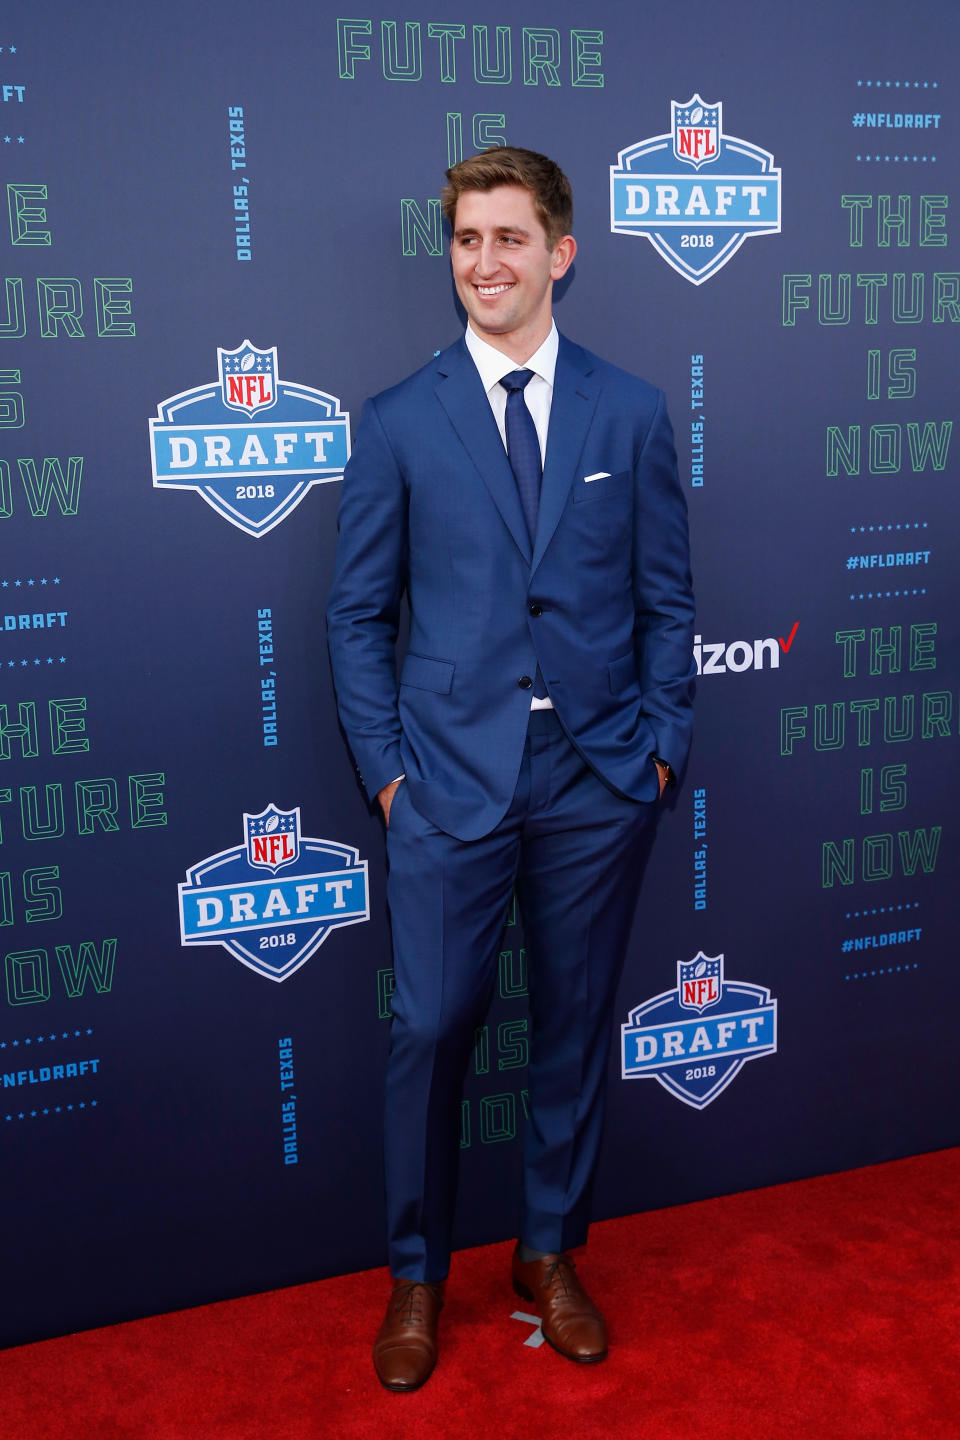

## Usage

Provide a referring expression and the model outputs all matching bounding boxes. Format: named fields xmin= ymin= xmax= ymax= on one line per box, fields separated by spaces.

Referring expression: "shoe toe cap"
xmin=374 ymin=1341 xmax=436 ymax=1390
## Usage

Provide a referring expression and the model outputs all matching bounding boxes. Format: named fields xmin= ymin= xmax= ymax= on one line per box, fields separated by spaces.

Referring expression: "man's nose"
xmin=473 ymin=241 xmax=500 ymax=276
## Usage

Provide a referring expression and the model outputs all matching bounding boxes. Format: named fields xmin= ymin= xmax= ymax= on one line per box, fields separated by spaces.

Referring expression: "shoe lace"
xmin=542 ymin=1254 xmax=576 ymax=1297
xmin=393 ymin=1281 xmax=443 ymax=1321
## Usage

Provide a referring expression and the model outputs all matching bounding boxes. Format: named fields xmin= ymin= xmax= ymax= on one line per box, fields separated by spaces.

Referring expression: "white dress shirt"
xmin=464 ymin=320 xmax=557 ymax=467
xmin=465 ymin=321 xmax=557 ymax=709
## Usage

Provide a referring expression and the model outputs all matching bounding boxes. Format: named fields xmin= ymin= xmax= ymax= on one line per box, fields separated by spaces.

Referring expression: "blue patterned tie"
xmin=500 ymin=369 xmax=541 ymax=544
xmin=500 ymin=369 xmax=548 ymax=700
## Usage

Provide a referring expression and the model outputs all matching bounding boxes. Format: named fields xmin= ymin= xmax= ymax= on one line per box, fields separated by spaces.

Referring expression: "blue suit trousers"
xmin=384 ymin=709 xmax=658 ymax=1281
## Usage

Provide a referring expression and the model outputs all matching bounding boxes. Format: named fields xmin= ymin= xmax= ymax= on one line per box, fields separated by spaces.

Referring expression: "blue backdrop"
xmin=1 ymin=0 xmax=957 ymax=1347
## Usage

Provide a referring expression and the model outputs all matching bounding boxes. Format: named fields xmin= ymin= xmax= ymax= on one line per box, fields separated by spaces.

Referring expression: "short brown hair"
xmin=442 ymin=146 xmax=573 ymax=247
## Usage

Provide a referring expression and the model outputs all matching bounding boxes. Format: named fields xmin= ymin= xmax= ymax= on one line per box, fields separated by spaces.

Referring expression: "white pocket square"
xmin=583 ymin=471 xmax=610 ymax=483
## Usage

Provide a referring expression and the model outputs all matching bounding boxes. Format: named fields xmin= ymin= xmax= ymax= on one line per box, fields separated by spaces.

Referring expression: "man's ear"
xmin=551 ymin=234 xmax=577 ymax=280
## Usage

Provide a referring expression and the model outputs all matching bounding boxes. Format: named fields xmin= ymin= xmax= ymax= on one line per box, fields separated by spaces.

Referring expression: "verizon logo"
xmin=695 ymin=622 xmax=798 ymax=676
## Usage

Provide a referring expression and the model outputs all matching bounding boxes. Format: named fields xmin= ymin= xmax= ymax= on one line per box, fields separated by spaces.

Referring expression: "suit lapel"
xmin=532 ymin=336 xmax=600 ymax=574
xmin=433 ymin=339 xmax=532 ymax=563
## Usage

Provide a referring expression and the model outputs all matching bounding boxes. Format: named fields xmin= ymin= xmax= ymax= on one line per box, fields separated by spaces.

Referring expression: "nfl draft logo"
xmin=177 ymin=805 xmax=368 ymax=982
xmin=621 ymin=952 xmax=777 ymax=1109
xmin=149 ymin=341 xmax=350 ymax=537
xmin=610 ymin=96 xmax=781 ymax=284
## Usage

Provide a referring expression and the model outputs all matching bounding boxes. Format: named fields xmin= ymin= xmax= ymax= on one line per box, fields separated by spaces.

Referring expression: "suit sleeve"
xmin=632 ymin=388 xmax=697 ymax=777
xmin=325 ymin=396 xmax=409 ymax=803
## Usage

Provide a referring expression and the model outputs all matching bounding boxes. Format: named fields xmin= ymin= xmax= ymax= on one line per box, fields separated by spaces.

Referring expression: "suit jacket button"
xmin=518 ymin=675 xmax=533 ymax=690
xmin=528 ymin=602 xmax=543 ymax=617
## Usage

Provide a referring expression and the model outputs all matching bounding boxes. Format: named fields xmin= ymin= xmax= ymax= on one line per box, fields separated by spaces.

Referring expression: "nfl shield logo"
xmin=678 ymin=952 xmax=723 ymax=1013
xmin=218 ymin=340 xmax=278 ymax=417
xmin=244 ymin=804 xmax=300 ymax=873
xmin=671 ymin=95 xmax=721 ymax=170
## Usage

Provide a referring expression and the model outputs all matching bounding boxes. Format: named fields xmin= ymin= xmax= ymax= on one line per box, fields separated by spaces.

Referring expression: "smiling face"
xmin=450 ymin=185 xmax=576 ymax=363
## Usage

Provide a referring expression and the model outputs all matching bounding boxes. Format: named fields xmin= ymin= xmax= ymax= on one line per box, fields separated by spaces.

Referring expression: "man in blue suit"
xmin=327 ymin=147 xmax=695 ymax=1390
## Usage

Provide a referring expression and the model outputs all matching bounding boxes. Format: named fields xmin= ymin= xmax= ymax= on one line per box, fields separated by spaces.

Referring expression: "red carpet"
xmin=2 ymin=1149 xmax=957 ymax=1440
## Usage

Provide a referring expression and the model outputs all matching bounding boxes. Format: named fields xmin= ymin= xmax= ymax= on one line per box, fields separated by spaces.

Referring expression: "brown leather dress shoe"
xmin=372 ymin=1278 xmax=445 ymax=1391
xmin=511 ymin=1246 xmax=607 ymax=1362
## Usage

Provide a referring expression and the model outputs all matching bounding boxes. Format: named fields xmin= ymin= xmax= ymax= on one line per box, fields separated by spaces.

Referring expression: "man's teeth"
xmin=477 ymin=284 xmax=513 ymax=296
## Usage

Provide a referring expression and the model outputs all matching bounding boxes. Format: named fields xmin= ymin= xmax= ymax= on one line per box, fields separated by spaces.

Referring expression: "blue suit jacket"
xmin=326 ymin=333 xmax=696 ymax=842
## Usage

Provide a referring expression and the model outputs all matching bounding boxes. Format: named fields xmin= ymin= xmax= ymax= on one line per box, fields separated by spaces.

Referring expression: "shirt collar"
xmin=465 ymin=320 xmax=558 ymax=394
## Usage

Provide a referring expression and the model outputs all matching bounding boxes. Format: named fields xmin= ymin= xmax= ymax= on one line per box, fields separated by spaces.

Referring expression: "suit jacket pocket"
xmin=608 ymin=651 xmax=638 ymax=694
xmin=573 ymin=469 xmax=631 ymax=504
xmin=400 ymin=652 xmax=455 ymax=694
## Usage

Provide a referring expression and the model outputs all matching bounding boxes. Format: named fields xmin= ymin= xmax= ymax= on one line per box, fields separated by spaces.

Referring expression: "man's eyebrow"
xmin=453 ymin=224 xmax=532 ymax=239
